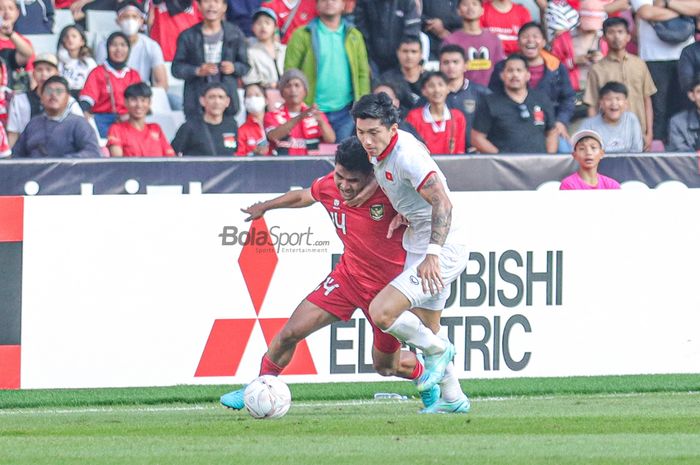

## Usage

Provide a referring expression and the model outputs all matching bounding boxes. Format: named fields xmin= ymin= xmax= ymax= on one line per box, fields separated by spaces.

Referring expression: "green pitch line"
xmin=1 ymin=392 xmax=699 ymax=465
xmin=0 ymin=373 xmax=698 ymax=409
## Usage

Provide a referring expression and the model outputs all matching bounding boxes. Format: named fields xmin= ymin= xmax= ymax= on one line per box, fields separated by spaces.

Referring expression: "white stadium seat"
xmin=86 ymin=10 xmax=119 ymax=47
xmin=53 ymin=9 xmax=74 ymax=34
xmin=150 ymin=86 xmax=172 ymax=113
xmin=26 ymin=34 xmax=58 ymax=55
xmin=146 ymin=111 xmax=185 ymax=141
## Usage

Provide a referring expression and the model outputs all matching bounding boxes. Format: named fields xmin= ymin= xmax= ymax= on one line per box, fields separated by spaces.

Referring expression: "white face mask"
xmin=120 ymin=18 xmax=141 ymax=37
xmin=244 ymin=96 xmax=266 ymax=114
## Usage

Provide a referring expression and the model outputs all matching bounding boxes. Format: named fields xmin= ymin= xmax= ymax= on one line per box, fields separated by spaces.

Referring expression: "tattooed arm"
xmin=416 ymin=172 xmax=453 ymax=295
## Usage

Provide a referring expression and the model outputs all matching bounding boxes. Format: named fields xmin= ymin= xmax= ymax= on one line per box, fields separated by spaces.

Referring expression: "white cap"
xmin=571 ymin=129 xmax=603 ymax=149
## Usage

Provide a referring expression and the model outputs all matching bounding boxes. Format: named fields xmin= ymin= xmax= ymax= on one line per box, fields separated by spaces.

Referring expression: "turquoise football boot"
xmin=415 ymin=342 xmax=455 ymax=392
xmin=420 ymin=395 xmax=471 ymax=414
xmin=220 ymin=387 xmax=246 ymax=410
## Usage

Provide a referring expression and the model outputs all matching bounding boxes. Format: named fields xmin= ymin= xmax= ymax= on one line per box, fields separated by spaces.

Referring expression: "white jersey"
xmin=370 ymin=129 xmax=465 ymax=254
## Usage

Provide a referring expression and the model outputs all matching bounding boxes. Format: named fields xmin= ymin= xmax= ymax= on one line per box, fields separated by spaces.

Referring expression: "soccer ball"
xmin=243 ymin=375 xmax=292 ymax=419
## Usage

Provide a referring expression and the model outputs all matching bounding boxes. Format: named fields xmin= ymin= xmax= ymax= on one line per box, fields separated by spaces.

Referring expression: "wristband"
xmin=426 ymin=244 xmax=442 ymax=256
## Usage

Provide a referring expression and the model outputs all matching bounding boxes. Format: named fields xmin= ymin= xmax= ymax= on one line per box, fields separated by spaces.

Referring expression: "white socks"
xmin=384 ymin=311 xmax=447 ymax=355
xmin=439 ymin=362 xmax=464 ymax=402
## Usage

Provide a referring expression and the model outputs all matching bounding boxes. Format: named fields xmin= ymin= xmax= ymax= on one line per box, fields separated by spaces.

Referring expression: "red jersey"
xmin=405 ymin=106 xmax=466 ymax=155
xmin=260 ymin=0 xmax=317 ymax=44
xmin=0 ymin=121 xmax=10 ymax=157
xmin=80 ymin=64 xmax=142 ymax=115
xmin=0 ymin=33 xmax=34 ymax=71
xmin=310 ymin=172 xmax=406 ymax=292
xmin=481 ymin=1 xmax=532 ymax=55
xmin=150 ymin=1 xmax=202 ymax=61
xmin=236 ymin=114 xmax=270 ymax=156
xmin=107 ymin=121 xmax=175 ymax=157
xmin=263 ymin=104 xmax=329 ymax=155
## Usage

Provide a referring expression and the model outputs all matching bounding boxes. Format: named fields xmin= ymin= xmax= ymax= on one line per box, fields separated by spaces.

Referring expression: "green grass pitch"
xmin=1 ymin=374 xmax=699 ymax=465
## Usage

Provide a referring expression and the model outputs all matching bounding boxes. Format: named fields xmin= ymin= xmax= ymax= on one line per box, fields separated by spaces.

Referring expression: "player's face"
xmin=439 ymin=52 xmax=465 ymax=80
xmin=458 ymin=0 xmax=482 ymax=21
xmin=573 ymin=137 xmax=604 ymax=169
xmin=422 ymin=76 xmax=448 ymax=104
xmin=355 ymin=118 xmax=398 ymax=158
xmin=518 ymin=27 xmax=544 ymax=59
xmin=397 ymin=42 xmax=422 ymax=69
xmin=599 ymin=91 xmax=627 ymax=122
xmin=334 ymin=164 xmax=371 ymax=201
xmin=125 ymin=96 xmax=151 ymax=119
xmin=604 ymin=25 xmax=630 ymax=51
xmin=501 ymin=60 xmax=529 ymax=91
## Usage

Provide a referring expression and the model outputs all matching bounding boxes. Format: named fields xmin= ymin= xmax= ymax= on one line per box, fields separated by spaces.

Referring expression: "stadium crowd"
xmin=0 ymin=0 xmax=699 ymax=158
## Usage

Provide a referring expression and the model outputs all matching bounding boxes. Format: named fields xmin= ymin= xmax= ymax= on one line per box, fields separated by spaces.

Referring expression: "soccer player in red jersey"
xmin=220 ymin=137 xmax=439 ymax=411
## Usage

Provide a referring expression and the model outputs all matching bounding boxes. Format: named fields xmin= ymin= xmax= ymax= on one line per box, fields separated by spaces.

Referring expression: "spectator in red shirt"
xmin=107 ymin=82 xmax=175 ymax=157
xmin=0 ymin=0 xmax=34 ymax=91
xmin=406 ymin=71 xmax=466 ymax=154
xmin=480 ymin=0 xmax=531 ymax=55
xmin=264 ymin=68 xmax=335 ymax=155
xmin=236 ymin=82 xmax=270 ymax=156
xmin=80 ymin=32 xmax=142 ymax=137
xmin=149 ymin=0 xmax=203 ymax=61
xmin=260 ymin=0 xmax=316 ymax=45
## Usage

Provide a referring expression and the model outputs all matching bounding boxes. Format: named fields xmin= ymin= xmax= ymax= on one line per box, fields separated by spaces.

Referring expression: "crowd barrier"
xmin=1 ymin=188 xmax=699 ymax=389
xmin=0 ymin=152 xmax=698 ymax=195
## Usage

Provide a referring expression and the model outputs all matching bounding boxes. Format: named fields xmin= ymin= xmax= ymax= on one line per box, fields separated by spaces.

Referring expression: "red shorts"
xmin=306 ymin=262 xmax=401 ymax=354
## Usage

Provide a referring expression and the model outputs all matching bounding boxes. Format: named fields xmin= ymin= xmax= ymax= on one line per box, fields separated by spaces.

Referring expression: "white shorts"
xmin=390 ymin=243 xmax=468 ymax=311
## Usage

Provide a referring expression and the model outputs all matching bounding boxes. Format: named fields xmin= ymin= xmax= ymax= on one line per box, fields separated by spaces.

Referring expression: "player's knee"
xmin=369 ymin=301 xmax=394 ymax=331
xmin=277 ymin=324 xmax=303 ymax=347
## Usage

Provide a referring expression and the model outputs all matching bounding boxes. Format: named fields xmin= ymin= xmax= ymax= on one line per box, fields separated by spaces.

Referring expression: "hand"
xmin=587 ymin=51 xmax=603 ymax=64
xmin=643 ymin=132 xmax=653 ymax=152
xmin=253 ymin=143 xmax=269 ymax=155
xmin=241 ymin=202 xmax=267 ymax=221
xmin=302 ymin=104 xmax=322 ymax=121
xmin=424 ymin=18 xmax=447 ymax=37
xmin=386 ymin=214 xmax=409 ymax=239
xmin=554 ymin=121 xmax=570 ymax=140
xmin=0 ymin=21 xmax=13 ymax=36
xmin=219 ymin=61 xmax=235 ymax=75
xmin=417 ymin=254 xmax=444 ymax=296
xmin=70 ymin=0 xmax=89 ymax=20
xmin=196 ymin=63 xmax=219 ymax=77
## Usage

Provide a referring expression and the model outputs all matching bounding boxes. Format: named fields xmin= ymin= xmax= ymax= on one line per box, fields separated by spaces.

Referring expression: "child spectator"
xmin=243 ymin=7 xmax=285 ymax=89
xmin=583 ymin=17 xmax=655 ymax=151
xmin=236 ymin=82 xmax=270 ymax=156
xmin=80 ymin=32 xmax=142 ymax=137
xmin=442 ymin=0 xmax=505 ymax=87
xmin=579 ymin=81 xmax=642 ymax=153
xmin=57 ymin=25 xmax=97 ymax=100
xmin=406 ymin=71 xmax=466 ymax=154
xmin=172 ymin=82 xmax=240 ymax=156
xmin=480 ymin=0 xmax=531 ymax=55
xmin=150 ymin=0 xmax=203 ymax=61
xmin=667 ymin=76 xmax=700 ymax=152
xmin=171 ymin=0 xmax=250 ymax=120
xmin=264 ymin=69 xmax=335 ymax=155
xmin=107 ymin=82 xmax=175 ymax=157
xmin=560 ymin=129 xmax=620 ymax=190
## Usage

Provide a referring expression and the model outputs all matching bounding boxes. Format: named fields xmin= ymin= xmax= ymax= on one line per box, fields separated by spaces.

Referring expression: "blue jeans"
xmin=325 ymin=105 xmax=354 ymax=141
xmin=94 ymin=113 xmax=118 ymax=138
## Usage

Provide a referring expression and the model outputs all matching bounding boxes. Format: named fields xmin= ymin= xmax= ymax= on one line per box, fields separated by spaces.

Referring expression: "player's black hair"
xmin=599 ymin=81 xmax=628 ymax=98
xmin=420 ymin=71 xmax=448 ymax=89
xmin=603 ymin=16 xmax=629 ymax=34
xmin=124 ymin=82 xmax=153 ymax=99
xmin=439 ymin=44 xmax=466 ymax=61
xmin=517 ymin=22 xmax=545 ymax=38
xmin=503 ymin=53 xmax=528 ymax=69
xmin=335 ymin=137 xmax=373 ymax=175
xmin=41 ymin=75 xmax=69 ymax=94
xmin=351 ymin=93 xmax=401 ymax=128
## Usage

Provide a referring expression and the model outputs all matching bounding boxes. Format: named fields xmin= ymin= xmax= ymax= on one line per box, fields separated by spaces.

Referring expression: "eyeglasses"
xmin=43 ymin=87 xmax=67 ymax=96
xmin=518 ymin=103 xmax=530 ymax=120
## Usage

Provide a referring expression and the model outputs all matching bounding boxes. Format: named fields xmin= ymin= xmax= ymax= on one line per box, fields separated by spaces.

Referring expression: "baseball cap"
xmin=571 ymin=129 xmax=604 ymax=149
xmin=116 ymin=0 xmax=145 ymax=15
xmin=34 ymin=53 xmax=58 ymax=69
xmin=252 ymin=6 xmax=277 ymax=23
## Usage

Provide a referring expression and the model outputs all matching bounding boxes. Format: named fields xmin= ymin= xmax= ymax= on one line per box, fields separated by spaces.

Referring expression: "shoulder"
xmin=668 ymin=110 xmax=688 ymax=126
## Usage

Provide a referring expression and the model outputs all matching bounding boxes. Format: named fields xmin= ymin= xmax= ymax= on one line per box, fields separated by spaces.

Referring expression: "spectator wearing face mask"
xmin=236 ymin=82 xmax=271 ymax=156
xmin=172 ymin=82 xmax=240 ymax=155
xmin=95 ymin=1 xmax=169 ymax=93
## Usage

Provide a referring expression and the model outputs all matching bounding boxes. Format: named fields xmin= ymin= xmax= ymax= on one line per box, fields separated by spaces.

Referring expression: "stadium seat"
xmin=86 ymin=10 xmax=119 ymax=47
xmin=150 ymin=86 xmax=172 ymax=113
xmin=26 ymin=34 xmax=59 ymax=55
xmin=234 ymin=87 xmax=246 ymax=127
xmin=620 ymin=181 xmax=650 ymax=190
xmin=53 ymin=9 xmax=74 ymax=34
xmin=146 ymin=111 xmax=185 ymax=141
xmin=164 ymin=62 xmax=184 ymax=97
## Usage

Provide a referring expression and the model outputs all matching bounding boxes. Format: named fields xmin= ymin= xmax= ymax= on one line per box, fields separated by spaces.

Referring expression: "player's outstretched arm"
xmin=241 ymin=188 xmax=316 ymax=222
xmin=416 ymin=173 xmax=453 ymax=295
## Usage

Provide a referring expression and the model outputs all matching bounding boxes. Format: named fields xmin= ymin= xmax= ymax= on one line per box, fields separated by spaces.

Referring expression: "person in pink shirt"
xmin=560 ymin=129 xmax=621 ymax=190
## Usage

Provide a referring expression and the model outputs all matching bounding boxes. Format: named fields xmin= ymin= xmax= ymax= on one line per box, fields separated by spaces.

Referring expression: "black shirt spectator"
xmin=678 ymin=42 xmax=700 ymax=95
xmin=379 ymin=36 xmax=425 ymax=107
xmin=354 ymin=0 xmax=421 ymax=75
xmin=172 ymin=115 xmax=239 ymax=155
xmin=421 ymin=0 xmax=461 ymax=60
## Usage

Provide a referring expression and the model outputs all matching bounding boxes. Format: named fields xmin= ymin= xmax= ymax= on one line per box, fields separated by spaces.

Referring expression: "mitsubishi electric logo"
xmin=195 ymin=218 xmax=317 ymax=377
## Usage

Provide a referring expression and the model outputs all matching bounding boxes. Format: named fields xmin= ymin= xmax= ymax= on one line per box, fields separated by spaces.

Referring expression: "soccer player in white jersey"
xmin=351 ymin=92 xmax=470 ymax=413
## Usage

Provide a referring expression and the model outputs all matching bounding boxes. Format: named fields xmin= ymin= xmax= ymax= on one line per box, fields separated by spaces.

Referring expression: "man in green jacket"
xmin=284 ymin=0 xmax=370 ymax=140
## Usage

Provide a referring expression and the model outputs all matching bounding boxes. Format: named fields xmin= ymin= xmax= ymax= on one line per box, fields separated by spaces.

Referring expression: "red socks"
xmin=409 ymin=359 xmax=424 ymax=380
xmin=260 ymin=354 xmax=284 ymax=376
